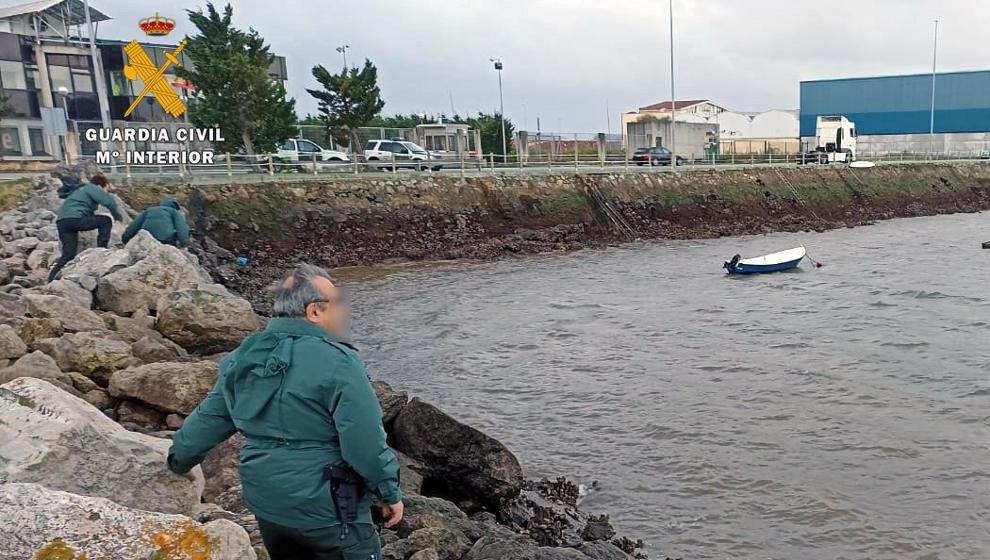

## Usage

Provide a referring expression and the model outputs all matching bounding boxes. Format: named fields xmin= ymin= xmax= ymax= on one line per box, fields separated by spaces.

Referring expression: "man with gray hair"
xmin=166 ymin=263 xmax=403 ymax=559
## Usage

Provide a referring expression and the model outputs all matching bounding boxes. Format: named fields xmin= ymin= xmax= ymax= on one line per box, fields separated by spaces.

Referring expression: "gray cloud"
xmin=93 ymin=0 xmax=989 ymax=132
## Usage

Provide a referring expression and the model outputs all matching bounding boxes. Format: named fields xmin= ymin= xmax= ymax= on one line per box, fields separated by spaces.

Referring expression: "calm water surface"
xmin=347 ymin=212 xmax=990 ymax=560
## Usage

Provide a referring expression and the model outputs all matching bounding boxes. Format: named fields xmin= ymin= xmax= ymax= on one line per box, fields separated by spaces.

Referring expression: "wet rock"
xmin=0 ymin=483 xmax=256 ymax=560
xmin=0 ymin=323 xmax=27 ymax=359
xmin=576 ymin=541 xmax=635 ymax=560
xmin=464 ymin=535 xmax=591 ymax=560
xmin=391 ymin=398 xmax=523 ymax=512
xmin=581 ymin=515 xmax=616 ymax=542
xmin=397 ymin=450 xmax=425 ymax=495
xmin=109 ymin=361 xmax=219 ymax=415
xmin=502 ymin=478 xmax=597 ymax=548
xmin=156 ymin=283 xmax=264 ymax=354
xmin=0 ymin=350 xmax=70 ymax=385
xmin=0 ymin=377 xmax=203 ymax=514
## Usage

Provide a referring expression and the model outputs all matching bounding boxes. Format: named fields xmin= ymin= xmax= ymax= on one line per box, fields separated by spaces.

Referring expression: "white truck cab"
xmin=815 ymin=115 xmax=857 ymax=163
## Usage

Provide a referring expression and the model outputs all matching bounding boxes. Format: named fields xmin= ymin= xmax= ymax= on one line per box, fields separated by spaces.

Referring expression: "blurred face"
xmin=304 ymin=276 xmax=348 ymax=337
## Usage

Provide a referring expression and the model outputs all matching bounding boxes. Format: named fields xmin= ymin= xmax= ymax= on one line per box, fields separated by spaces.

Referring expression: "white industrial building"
xmin=622 ymin=100 xmax=800 ymax=155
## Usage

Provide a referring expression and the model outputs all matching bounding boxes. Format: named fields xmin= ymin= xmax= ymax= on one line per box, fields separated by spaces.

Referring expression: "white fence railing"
xmin=76 ymin=149 xmax=990 ymax=185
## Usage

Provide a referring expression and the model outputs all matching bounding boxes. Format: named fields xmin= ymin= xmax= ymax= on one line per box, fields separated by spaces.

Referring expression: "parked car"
xmin=632 ymin=146 xmax=685 ymax=166
xmin=363 ymin=139 xmax=443 ymax=171
xmin=980 ymin=149 xmax=990 ymax=160
xmin=277 ymin=138 xmax=349 ymax=164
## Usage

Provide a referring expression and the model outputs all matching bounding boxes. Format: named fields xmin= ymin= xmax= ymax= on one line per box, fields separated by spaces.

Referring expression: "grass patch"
xmin=0 ymin=177 xmax=31 ymax=211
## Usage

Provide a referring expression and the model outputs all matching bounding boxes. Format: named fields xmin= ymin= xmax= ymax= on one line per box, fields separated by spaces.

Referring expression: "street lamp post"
xmin=929 ymin=20 xmax=938 ymax=158
xmin=56 ymin=86 xmax=71 ymax=163
xmin=336 ymin=45 xmax=350 ymax=69
xmin=490 ymin=58 xmax=507 ymax=164
xmin=668 ymin=0 xmax=676 ymax=166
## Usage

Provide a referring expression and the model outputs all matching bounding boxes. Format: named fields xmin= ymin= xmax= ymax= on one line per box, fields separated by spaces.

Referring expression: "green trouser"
xmin=256 ymin=517 xmax=381 ymax=560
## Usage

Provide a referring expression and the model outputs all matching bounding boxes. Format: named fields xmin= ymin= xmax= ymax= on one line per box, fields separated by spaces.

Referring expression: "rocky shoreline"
xmin=112 ymin=163 xmax=990 ymax=311
xmin=0 ymin=169 xmax=649 ymax=559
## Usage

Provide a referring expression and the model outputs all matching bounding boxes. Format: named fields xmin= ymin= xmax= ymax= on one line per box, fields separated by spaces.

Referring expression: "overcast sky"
xmin=87 ymin=0 xmax=990 ymax=132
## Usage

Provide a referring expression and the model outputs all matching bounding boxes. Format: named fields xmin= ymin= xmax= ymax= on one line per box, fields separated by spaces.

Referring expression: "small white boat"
xmin=724 ymin=246 xmax=806 ymax=274
xmin=849 ymin=160 xmax=876 ymax=168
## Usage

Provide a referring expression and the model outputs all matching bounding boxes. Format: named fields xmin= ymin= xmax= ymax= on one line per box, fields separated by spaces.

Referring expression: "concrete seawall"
xmin=116 ymin=162 xmax=990 ymax=303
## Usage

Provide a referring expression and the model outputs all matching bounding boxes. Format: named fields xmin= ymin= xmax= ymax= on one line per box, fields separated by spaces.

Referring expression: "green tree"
xmin=178 ymin=2 xmax=297 ymax=155
xmin=465 ymin=112 xmax=514 ymax=159
xmin=307 ymin=60 xmax=384 ymax=148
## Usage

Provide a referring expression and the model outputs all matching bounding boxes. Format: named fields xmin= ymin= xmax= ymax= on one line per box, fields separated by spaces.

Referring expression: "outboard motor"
xmin=723 ymin=254 xmax=741 ymax=273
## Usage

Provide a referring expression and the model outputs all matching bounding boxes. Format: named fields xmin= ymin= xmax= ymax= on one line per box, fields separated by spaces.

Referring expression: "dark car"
xmin=632 ymin=146 xmax=685 ymax=166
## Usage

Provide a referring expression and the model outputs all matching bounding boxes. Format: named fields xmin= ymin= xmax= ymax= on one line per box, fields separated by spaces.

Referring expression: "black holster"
xmin=324 ymin=463 xmax=365 ymax=524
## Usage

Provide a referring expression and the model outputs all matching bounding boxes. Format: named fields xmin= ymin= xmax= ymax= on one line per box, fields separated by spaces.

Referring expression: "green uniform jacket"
xmin=167 ymin=318 xmax=402 ymax=529
xmin=56 ymin=182 xmax=122 ymax=221
xmin=122 ymin=197 xmax=190 ymax=246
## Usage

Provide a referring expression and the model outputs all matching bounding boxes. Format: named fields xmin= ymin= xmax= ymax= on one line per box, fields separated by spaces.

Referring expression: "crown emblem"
xmin=139 ymin=13 xmax=175 ymax=36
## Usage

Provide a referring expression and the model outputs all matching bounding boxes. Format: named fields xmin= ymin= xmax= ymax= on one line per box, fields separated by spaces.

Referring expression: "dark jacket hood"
xmin=159 ymin=196 xmax=181 ymax=210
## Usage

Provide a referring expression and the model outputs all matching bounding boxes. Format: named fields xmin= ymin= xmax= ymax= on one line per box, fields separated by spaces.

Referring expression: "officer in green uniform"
xmin=121 ymin=196 xmax=190 ymax=247
xmin=47 ymin=172 xmax=122 ymax=282
xmin=166 ymin=263 xmax=403 ymax=559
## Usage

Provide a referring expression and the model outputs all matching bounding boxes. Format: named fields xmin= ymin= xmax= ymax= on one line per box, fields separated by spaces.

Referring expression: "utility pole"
xmin=668 ymin=0 xmax=677 ymax=166
xmin=929 ymin=20 xmax=938 ymax=157
xmin=606 ymin=98 xmax=611 ymax=136
xmin=336 ymin=45 xmax=350 ymax=69
xmin=490 ymin=58 xmax=507 ymax=164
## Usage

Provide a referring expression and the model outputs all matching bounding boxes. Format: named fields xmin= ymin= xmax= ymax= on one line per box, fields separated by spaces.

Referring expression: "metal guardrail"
xmin=83 ymin=150 xmax=990 ymax=185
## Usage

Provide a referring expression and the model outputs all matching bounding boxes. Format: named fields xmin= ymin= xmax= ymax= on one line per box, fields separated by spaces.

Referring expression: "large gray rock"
xmin=374 ymin=379 xmax=409 ymax=427
xmin=156 ymin=284 xmax=264 ymax=354
xmin=50 ymin=160 xmax=101 ymax=187
xmin=0 ymin=483 xmax=256 ymax=560
xmin=23 ymin=293 xmax=103 ymax=332
xmin=38 ymin=331 xmax=132 ymax=384
xmin=0 ymin=377 xmax=203 ymax=514
xmin=576 ymin=541 xmax=634 ymax=560
xmin=25 ymin=240 xmax=58 ymax=270
xmin=464 ymin=536 xmax=592 ymax=560
xmin=109 ymin=361 xmax=219 ymax=415
xmin=0 ymin=324 xmax=27 ymax=359
xmin=0 ymin=350 xmax=70 ymax=385
xmin=391 ymin=398 xmax=524 ymax=512
xmin=42 ymin=278 xmax=94 ymax=308
xmin=57 ymin=246 xmax=131 ymax=288
xmin=95 ymin=231 xmax=209 ymax=314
